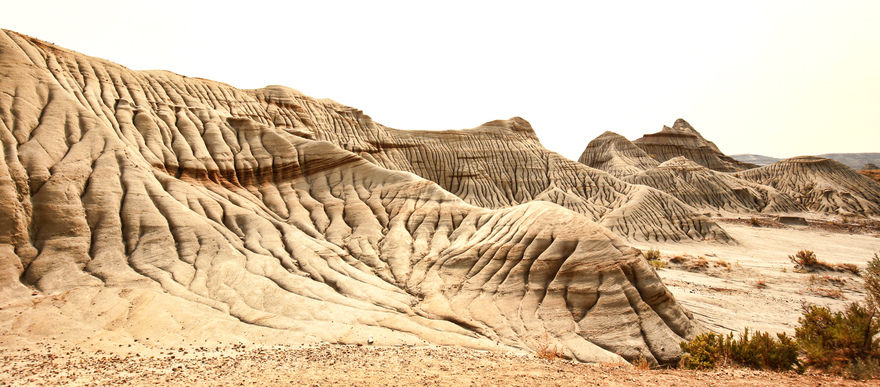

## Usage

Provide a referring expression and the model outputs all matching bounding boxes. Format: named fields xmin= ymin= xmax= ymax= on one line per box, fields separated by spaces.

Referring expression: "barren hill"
xmin=817 ymin=152 xmax=880 ymax=171
xmin=579 ymin=124 xmax=880 ymax=218
xmin=729 ymin=153 xmax=780 ymax=166
xmin=738 ymin=156 xmax=880 ymax=216
xmin=632 ymin=119 xmax=757 ymax=172
xmin=622 ymin=157 xmax=804 ymax=214
xmin=577 ymin=131 xmax=660 ymax=179
xmin=0 ymin=30 xmax=711 ymax=364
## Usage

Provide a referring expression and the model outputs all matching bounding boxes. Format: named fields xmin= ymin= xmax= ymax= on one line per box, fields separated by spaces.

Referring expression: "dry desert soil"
xmin=2 ymin=344 xmax=878 ymax=387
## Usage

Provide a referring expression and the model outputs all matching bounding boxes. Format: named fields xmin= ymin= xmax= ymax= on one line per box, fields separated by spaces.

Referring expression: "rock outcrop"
xmin=730 ymin=154 xmax=780 ymax=167
xmin=577 ymin=131 xmax=660 ymax=179
xmin=578 ymin=122 xmax=880 ymax=217
xmin=622 ymin=157 xmax=804 ymax=214
xmin=632 ymin=119 xmax=756 ymax=172
xmin=861 ymin=164 xmax=880 ymax=184
xmin=739 ymin=156 xmax=880 ymax=216
xmin=249 ymin=91 xmax=728 ymax=243
xmin=0 ymin=30 xmax=700 ymax=363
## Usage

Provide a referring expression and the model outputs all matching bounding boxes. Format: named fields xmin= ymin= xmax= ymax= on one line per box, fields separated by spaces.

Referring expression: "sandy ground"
xmin=1 ymin=344 xmax=877 ymax=386
xmin=633 ymin=220 xmax=880 ymax=335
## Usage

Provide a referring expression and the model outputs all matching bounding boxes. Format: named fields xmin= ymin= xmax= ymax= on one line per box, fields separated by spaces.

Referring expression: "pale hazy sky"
xmin=3 ymin=0 xmax=879 ymax=160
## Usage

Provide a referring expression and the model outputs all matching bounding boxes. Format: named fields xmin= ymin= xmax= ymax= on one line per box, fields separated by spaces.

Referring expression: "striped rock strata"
xmin=577 ymin=131 xmax=660 ymax=179
xmin=623 ymin=157 xmax=804 ymax=214
xmin=632 ymin=119 xmax=756 ymax=172
xmin=739 ymin=156 xmax=880 ymax=216
xmin=0 ymin=30 xmax=701 ymax=363
xmin=579 ymin=126 xmax=880 ymax=217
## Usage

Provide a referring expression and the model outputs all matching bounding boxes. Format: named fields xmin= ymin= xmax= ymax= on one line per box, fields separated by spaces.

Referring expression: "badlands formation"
xmin=580 ymin=121 xmax=880 ymax=217
xmin=1 ymin=29 xmax=879 ymax=370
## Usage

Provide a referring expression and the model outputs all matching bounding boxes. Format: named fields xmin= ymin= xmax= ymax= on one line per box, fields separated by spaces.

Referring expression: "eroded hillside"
xmin=0 ymin=30 xmax=711 ymax=364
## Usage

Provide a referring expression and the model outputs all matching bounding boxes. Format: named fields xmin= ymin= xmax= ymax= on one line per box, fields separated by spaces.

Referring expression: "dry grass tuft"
xmin=600 ymin=356 xmax=632 ymax=369
xmin=807 ymin=287 xmax=845 ymax=299
xmin=631 ymin=355 xmax=652 ymax=370
xmin=714 ymin=260 xmax=732 ymax=270
xmin=834 ymin=263 xmax=861 ymax=276
xmin=533 ymin=332 xmax=564 ymax=361
xmin=642 ymin=248 xmax=661 ymax=261
xmin=670 ymin=255 xmax=687 ymax=264
xmin=688 ymin=256 xmax=709 ymax=271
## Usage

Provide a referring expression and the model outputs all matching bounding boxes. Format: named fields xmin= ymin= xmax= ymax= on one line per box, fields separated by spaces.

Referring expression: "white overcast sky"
xmin=3 ymin=0 xmax=879 ymax=160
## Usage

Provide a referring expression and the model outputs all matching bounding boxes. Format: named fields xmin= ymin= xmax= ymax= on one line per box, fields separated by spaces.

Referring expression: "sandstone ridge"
xmin=0 ymin=30 xmax=703 ymax=364
xmin=632 ymin=119 xmax=756 ymax=172
xmin=579 ymin=122 xmax=880 ymax=217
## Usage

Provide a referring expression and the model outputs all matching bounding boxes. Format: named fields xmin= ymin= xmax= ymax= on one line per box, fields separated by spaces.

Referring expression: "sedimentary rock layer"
xmin=578 ymin=124 xmax=880 ymax=217
xmin=577 ymin=131 xmax=660 ymax=179
xmin=622 ymin=157 xmax=804 ymax=214
xmin=739 ymin=156 xmax=880 ymax=216
xmin=248 ymin=91 xmax=728 ymax=243
xmin=632 ymin=119 xmax=756 ymax=172
xmin=0 ymin=30 xmax=699 ymax=363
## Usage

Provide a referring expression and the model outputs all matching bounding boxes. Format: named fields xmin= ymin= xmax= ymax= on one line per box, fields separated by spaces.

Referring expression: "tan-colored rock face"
xmin=632 ymin=119 xmax=756 ymax=172
xmin=579 ymin=124 xmax=880 ymax=217
xmin=0 ymin=30 xmax=699 ymax=364
xmin=739 ymin=156 xmax=880 ymax=216
xmin=577 ymin=131 xmax=660 ymax=179
xmin=249 ymin=93 xmax=728 ymax=243
xmin=623 ymin=157 xmax=804 ymax=214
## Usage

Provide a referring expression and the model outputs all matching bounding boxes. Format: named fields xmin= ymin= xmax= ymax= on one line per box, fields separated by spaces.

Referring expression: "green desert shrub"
xmin=795 ymin=252 xmax=880 ymax=378
xmin=679 ymin=332 xmax=724 ymax=370
xmin=795 ymin=303 xmax=878 ymax=373
xmin=679 ymin=329 xmax=799 ymax=371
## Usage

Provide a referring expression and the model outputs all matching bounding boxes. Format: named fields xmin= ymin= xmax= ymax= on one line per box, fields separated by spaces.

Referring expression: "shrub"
xmin=632 ymin=355 xmax=651 ymax=370
xmin=795 ymin=303 xmax=878 ymax=373
xmin=755 ymin=280 xmax=767 ymax=289
xmin=867 ymin=253 xmax=880 ymax=309
xmin=649 ymin=260 xmax=666 ymax=269
xmin=846 ymin=357 xmax=880 ymax=380
xmin=679 ymin=332 xmax=724 ymax=370
xmin=533 ymin=332 xmax=564 ymax=361
xmin=643 ymin=248 xmax=661 ymax=261
xmin=670 ymin=255 xmax=687 ymax=264
xmin=790 ymin=250 xmax=819 ymax=267
xmin=835 ymin=263 xmax=861 ymax=276
xmin=679 ymin=329 xmax=799 ymax=371
xmin=749 ymin=217 xmax=761 ymax=227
